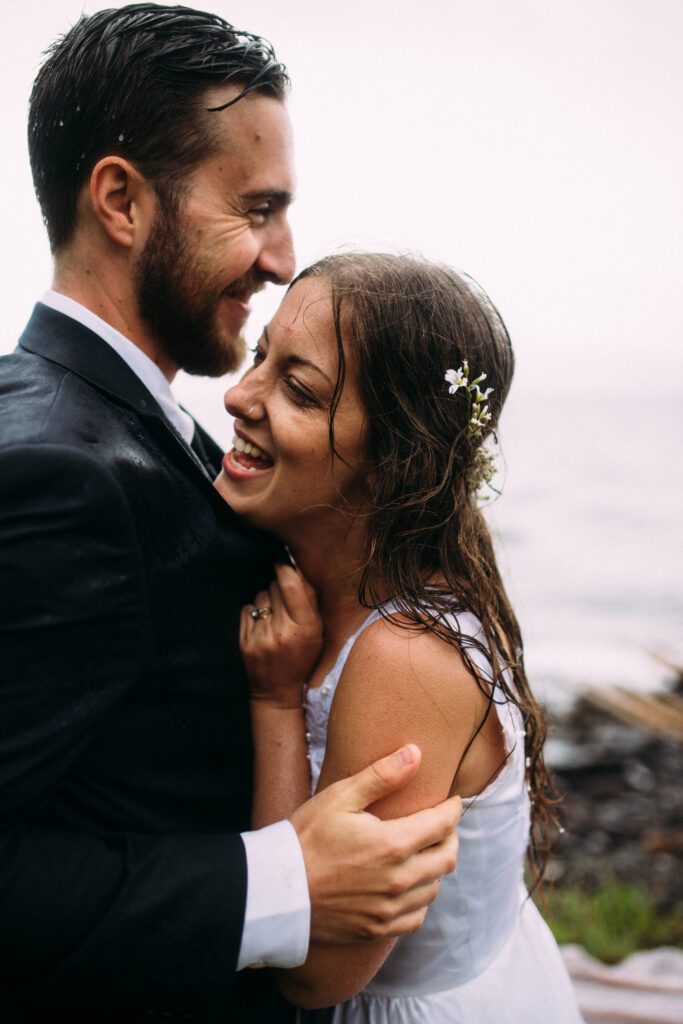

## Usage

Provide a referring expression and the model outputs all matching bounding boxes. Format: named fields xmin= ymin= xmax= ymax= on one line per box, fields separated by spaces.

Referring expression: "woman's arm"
xmin=275 ymin=616 xmax=483 ymax=1009
xmin=240 ymin=564 xmax=322 ymax=827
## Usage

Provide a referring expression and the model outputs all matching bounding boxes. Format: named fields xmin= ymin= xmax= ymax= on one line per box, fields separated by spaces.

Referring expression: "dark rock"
xmin=545 ymin=692 xmax=683 ymax=908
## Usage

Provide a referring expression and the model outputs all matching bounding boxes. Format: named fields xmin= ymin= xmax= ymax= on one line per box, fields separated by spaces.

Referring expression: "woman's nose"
xmin=224 ymin=382 xmax=264 ymax=422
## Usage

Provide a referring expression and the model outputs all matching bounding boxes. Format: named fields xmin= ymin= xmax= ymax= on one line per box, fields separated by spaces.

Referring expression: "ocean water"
xmin=484 ymin=388 xmax=683 ymax=710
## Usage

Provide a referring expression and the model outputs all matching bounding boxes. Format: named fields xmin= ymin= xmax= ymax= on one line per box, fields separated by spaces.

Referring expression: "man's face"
xmin=136 ymin=91 xmax=296 ymax=376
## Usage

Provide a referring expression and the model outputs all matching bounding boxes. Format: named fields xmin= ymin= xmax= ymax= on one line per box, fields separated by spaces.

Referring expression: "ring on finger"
xmin=250 ymin=605 xmax=273 ymax=620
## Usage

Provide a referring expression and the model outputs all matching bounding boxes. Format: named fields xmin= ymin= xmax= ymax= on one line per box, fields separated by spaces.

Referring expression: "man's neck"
xmin=51 ymin=258 xmax=178 ymax=382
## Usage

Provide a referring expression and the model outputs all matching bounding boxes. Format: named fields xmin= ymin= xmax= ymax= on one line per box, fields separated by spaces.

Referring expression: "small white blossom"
xmin=444 ymin=367 xmax=468 ymax=394
xmin=470 ymin=404 xmax=492 ymax=431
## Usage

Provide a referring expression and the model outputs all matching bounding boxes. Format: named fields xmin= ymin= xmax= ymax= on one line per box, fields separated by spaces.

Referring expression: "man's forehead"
xmin=202 ymin=85 xmax=291 ymax=138
xmin=203 ymin=90 xmax=294 ymax=183
xmin=202 ymin=82 xmax=249 ymax=113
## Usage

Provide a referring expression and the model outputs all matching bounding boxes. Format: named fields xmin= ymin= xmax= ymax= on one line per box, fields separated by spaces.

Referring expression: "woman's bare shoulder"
xmin=340 ymin=612 xmax=482 ymax=719
xmin=318 ymin=612 xmax=485 ymax=816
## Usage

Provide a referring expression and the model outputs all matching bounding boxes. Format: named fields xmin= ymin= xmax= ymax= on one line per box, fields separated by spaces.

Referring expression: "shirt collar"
xmin=41 ymin=289 xmax=195 ymax=444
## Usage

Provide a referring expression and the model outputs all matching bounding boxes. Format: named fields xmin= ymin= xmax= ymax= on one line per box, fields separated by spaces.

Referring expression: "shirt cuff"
xmin=237 ymin=819 xmax=311 ymax=970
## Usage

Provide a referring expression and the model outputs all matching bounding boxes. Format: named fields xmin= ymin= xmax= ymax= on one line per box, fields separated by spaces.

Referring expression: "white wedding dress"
xmin=305 ymin=605 xmax=584 ymax=1023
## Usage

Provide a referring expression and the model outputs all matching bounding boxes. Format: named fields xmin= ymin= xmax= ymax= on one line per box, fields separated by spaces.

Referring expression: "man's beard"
xmin=135 ymin=196 xmax=249 ymax=377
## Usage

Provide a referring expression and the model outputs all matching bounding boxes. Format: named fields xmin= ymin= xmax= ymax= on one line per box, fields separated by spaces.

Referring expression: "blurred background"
xmin=1 ymin=0 xmax=682 ymax=987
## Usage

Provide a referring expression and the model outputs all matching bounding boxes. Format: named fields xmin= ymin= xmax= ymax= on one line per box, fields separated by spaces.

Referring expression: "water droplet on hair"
xmin=80 ymin=153 xmax=85 ymax=159
xmin=59 ymin=120 xmax=64 ymax=127
xmin=118 ymin=133 xmax=125 ymax=142
xmin=76 ymin=104 xmax=81 ymax=112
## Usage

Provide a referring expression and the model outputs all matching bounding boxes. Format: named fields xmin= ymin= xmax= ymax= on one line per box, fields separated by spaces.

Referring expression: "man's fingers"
xmin=398 ymin=829 xmax=459 ymax=889
xmin=375 ymin=908 xmax=430 ymax=939
xmin=384 ymin=795 xmax=463 ymax=858
xmin=336 ymin=744 xmax=422 ymax=812
xmin=318 ymin=880 xmax=443 ymax=944
xmin=365 ymin=879 xmax=441 ymax=938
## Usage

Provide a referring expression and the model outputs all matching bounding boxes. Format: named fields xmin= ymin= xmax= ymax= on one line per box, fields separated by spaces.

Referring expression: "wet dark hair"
xmin=28 ymin=3 xmax=289 ymax=252
xmin=295 ymin=252 xmax=560 ymax=885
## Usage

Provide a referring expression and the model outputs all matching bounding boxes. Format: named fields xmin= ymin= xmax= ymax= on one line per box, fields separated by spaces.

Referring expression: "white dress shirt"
xmin=40 ymin=290 xmax=311 ymax=970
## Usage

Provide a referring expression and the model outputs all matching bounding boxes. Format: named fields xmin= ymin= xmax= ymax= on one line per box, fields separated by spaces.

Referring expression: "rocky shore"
xmin=545 ymin=681 xmax=683 ymax=909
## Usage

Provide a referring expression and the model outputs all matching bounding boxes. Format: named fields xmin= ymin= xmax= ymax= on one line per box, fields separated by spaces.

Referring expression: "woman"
xmin=214 ymin=253 xmax=583 ymax=1022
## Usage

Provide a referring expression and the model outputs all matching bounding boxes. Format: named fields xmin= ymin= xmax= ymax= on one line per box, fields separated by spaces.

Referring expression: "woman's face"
xmin=214 ymin=277 xmax=370 ymax=541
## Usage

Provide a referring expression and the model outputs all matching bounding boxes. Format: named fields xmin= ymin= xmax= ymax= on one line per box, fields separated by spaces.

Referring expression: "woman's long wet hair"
xmin=294 ymin=252 xmax=560 ymax=886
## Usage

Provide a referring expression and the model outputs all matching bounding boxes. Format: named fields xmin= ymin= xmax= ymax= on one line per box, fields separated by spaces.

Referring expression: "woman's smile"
xmin=222 ymin=428 xmax=275 ymax=478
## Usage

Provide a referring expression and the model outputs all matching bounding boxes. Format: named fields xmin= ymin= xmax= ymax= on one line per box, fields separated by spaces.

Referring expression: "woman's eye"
xmin=285 ymin=377 xmax=319 ymax=407
xmin=249 ymin=345 xmax=265 ymax=365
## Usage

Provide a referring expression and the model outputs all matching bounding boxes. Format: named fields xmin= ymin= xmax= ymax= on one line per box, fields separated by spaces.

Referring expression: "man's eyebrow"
xmin=241 ymin=189 xmax=293 ymax=207
xmin=263 ymin=325 xmax=333 ymax=385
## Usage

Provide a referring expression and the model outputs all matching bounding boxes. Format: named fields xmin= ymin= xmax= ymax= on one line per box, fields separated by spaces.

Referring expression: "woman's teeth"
xmin=232 ymin=434 xmax=268 ymax=459
xmin=230 ymin=435 xmax=273 ymax=471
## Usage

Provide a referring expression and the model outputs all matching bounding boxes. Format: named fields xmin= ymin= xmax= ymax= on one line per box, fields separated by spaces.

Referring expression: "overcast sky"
xmin=1 ymin=0 xmax=681 ymax=443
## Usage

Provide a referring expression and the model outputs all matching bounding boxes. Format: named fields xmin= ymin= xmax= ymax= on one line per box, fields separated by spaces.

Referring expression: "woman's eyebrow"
xmin=286 ymin=354 xmax=333 ymax=385
xmin=263 ymin=325 xmax=333 ymax=385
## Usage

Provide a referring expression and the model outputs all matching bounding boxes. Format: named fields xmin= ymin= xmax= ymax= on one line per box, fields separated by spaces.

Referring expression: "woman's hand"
xmin=240 ymin=563 xmax=323 ymax=709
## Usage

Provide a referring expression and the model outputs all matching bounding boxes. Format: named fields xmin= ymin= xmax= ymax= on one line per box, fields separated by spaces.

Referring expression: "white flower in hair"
xmin=470 ymin=404 xmax=492 ymax=431
xmin=444 ymin=365 xmax=468 ymax=394
xmin=444 ymin=361 xmax=497 ymax=496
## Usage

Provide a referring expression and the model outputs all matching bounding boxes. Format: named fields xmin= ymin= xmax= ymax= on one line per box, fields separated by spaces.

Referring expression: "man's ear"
xmin=88 ymin=156 xmax=155 ymax=248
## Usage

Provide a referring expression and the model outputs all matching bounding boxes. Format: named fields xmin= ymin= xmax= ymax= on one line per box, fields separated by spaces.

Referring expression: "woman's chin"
xmin=214 ymin=470 xmax=283 ymax=539
xmin=214 ymin=448 xmax=273 ymax=506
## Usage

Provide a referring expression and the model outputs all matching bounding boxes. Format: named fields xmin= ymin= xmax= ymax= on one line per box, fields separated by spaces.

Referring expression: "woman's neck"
xmin=288 ymin=517 xmax=371 ymax=647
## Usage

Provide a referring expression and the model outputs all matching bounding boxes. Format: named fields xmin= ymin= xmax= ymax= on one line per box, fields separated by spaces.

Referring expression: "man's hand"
xmin=289 ymin=744 xmax=461 ymax=944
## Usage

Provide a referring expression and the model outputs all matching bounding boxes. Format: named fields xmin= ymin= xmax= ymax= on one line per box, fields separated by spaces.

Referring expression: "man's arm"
xmin=0 ymin=444 xmax=247 ymax=1012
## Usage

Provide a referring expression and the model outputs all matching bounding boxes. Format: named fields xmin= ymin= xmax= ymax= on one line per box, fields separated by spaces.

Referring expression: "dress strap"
xmin=332 ymin=607 xmax=384 ymax=681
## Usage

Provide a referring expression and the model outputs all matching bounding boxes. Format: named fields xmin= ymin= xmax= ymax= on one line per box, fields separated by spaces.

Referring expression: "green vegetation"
xmin=535 ymin=878 xmax=683 ymax=964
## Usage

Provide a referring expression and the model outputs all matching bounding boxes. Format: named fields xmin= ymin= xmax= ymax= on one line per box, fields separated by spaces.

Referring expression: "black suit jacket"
xmin=0 ymin=304 xmax=294 ymax=1021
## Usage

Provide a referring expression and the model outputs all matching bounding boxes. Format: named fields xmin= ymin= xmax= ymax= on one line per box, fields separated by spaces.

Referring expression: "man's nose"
xmin=256 ymin=220 xmax=295 ymax=285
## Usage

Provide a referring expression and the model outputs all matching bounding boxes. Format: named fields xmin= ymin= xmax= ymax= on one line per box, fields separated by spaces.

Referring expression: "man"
xmin=0 ymin=6 xmax=461 ymax=1020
